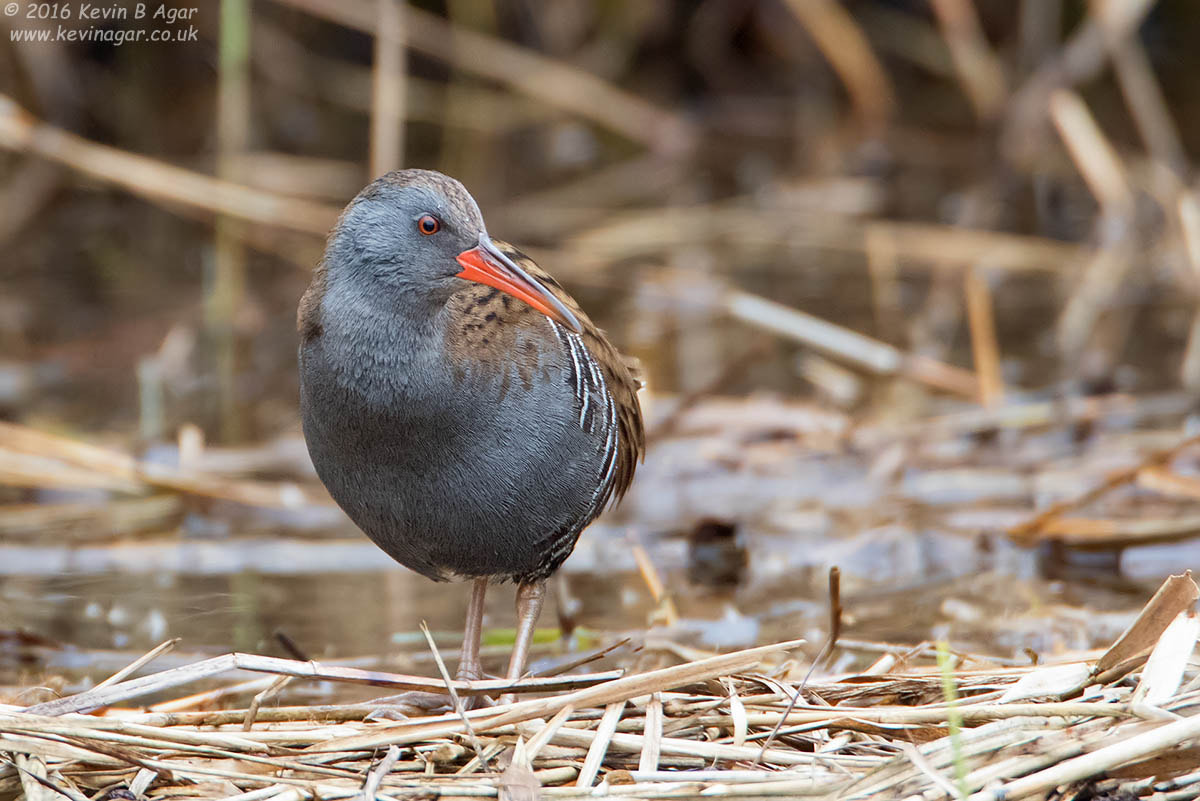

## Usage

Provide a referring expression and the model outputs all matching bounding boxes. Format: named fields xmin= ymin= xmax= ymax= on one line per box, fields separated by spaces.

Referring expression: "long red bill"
xmin=455 ymin=236 xmax=582 ymax=333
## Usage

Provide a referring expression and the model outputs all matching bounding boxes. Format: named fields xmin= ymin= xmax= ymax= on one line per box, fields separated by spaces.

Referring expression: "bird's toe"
xmin=365 ymin=691 xmax=452 ymax=719
xmin=365 ymin=689 xmax=494 ymax=720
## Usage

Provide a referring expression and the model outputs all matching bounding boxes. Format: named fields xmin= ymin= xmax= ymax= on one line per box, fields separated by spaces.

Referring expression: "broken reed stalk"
xmin=928 ymin=0 xmax=1008 ymax=120
xmin=780 ymin=0 xmax=894 ymax=131
xmin=966 ymin=713 xmax=1200 ymax=801
xmin=725 ymin=290 xmax=981 ymax=400
xmin=313 ymin=638 xmax=806 ymax=752
xmin=964 ymin=265 xmax=1005 ymax=407
xmin=563 ymin=207 xmax=1090 ymax=277
xmin=1048 ymin=89 xmax=1138 ymax=359
xmin=419 ymin=620 xmax=488 ymax=765
xmin=1009 ymin=434 xmax=1200 ymax=541
xmin=92 ymin=639 xmax=180 ymax=692
xmin=269 ymin=0 xmax=694 ymax=153
xmin=1000 ymin=0 xmax=1155 ymax=164
xmin=211 ymin=0 xmax=253 ymax=443
xmin=0 ymin=95 xmax=338 ymax=235
xmin=369 ymin=0 xmax=405 ymax=176
xmin=23 ymin=652 xmax=626 ymax=716
xmin=0 ymin=420 xmax=331 ymax=509
xmin=756 ymin=566 xmax=842 ymax=763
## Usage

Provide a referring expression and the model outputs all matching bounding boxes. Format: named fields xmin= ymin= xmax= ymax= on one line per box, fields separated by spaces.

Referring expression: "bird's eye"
xmin=417 ymin=214 xmax=441 ymax=235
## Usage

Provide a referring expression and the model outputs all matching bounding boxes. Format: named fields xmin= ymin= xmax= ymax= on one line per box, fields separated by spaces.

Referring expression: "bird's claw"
xmin=366 ymin=691 xmax=450 ymax=720
xmin=365 ymin=690 xmax=493 ymax=720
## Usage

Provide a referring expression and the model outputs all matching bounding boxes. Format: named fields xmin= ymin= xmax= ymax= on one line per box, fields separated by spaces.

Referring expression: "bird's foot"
xmin=364 ymin=648 xmax=499 ymax=720
xmin=366 ymin=672 xmax=495 ymax=720
xmin=365 ymin=691 xmax=454 ymax=720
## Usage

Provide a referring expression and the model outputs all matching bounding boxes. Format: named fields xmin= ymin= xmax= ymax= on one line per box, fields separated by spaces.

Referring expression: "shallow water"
xmin=4 ymin=386 xmax=1192 ymax=697
xmin=0 ymin=505 xmax=1171 ymax=699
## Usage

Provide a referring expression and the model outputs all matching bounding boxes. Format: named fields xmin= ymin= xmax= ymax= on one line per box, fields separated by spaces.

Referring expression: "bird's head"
xmin=320 ymin=169 xmax=579 ymax=332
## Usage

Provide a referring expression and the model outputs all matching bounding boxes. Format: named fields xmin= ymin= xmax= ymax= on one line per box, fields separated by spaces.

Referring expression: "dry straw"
xmin=2 ymin=573 xmax=1199 ymax=800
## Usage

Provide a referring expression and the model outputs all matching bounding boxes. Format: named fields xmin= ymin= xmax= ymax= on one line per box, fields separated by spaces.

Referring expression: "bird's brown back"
xmin=442 ymin=239 xmax=644 ymax=508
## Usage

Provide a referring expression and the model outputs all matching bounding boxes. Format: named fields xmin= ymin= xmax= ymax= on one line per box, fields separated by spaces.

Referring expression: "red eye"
xmin=417 ymin=214 xmax=441 ymax=235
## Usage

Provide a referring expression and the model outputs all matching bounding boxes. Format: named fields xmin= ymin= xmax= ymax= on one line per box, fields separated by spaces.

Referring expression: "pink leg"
xmin=368 ymin=577 xmax=491 ymax=718
xmin=457 ymin=577 xmax=488 ymax=681
xmin=500 ymin=581 xmax=546 ymax=702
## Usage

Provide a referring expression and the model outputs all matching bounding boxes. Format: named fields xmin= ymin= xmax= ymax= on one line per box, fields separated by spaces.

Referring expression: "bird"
xmin=297 ymin=169 xmax=644 ymax=700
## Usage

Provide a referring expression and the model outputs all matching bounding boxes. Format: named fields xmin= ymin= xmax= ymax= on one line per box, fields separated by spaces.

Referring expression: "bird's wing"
xmin=488 ymin=239 xmax=645 ymax=505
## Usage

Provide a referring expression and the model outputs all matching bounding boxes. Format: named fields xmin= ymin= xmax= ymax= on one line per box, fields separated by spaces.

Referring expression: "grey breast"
xmin=300 ymin=318 xmax=617 ymax=582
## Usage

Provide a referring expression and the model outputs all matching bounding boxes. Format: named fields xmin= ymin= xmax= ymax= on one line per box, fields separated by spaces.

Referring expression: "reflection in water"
xmin=0 ymin=517 xmax=1166 ymax=697
xmin=4 ymin=570 xmax=497 ymax=656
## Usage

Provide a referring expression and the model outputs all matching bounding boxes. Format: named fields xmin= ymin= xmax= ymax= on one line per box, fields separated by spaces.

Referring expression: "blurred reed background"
xmin=1 ymin=0 xmax=1198 ymax=442
xmin=4 ymin=0 xmax=1200 ymax=661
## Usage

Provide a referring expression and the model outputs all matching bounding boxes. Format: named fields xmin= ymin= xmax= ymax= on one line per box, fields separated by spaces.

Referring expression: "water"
xmin=0 ymin=445 xmax=1173 ymax=697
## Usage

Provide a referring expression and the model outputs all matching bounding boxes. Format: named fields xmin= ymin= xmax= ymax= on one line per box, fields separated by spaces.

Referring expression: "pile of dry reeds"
xmin=3 ymin=573 xmax=1199 ymax=801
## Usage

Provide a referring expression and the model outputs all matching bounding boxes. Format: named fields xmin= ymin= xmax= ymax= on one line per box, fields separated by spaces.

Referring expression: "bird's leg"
xmin=456 ymin=577 xmax=488 ymax=682
xmin=367 ymin=577 xmax=491 ymax=719
xmin=500 ymin=580 xmax=546 ymax=704
xmin=506 ymin=581 xmax=547 ymax=681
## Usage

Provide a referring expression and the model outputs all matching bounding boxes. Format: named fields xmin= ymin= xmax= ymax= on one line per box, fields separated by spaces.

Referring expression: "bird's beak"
xmin=455 ymin=234 xmax=583 ymax=333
